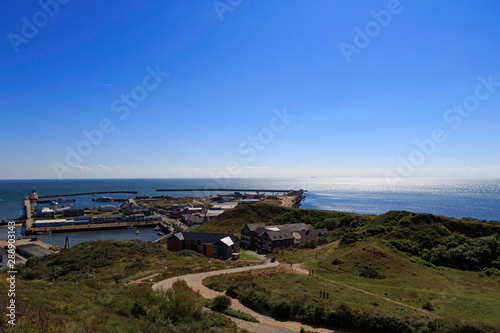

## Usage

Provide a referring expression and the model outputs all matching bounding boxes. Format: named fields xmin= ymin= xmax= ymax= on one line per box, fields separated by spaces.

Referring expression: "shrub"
xmin=299 ymin=240 xmax=317 ymax=249
xmin=422 ymin=302 xmax=434 ymax=311
xmin=341 ymin=232 xmax=363 ymax=245
xmin=323 ymin=218 xmax=340 ymax=231
xmin=212 ymin=295 xmax=232 ymax=312
xmin=359 ymin=266 xmax=386 ymax=279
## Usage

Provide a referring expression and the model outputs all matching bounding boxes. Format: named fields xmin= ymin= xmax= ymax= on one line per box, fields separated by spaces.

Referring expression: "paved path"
xmin=153 ymin=253 xmax=342 ymax=333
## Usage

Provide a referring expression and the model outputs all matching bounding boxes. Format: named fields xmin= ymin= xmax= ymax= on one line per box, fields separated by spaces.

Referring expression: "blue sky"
xmin=1 ymin=0 xmax=499 ymax=179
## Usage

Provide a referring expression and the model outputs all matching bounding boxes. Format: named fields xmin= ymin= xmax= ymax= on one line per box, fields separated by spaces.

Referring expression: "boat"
xmin=93 ymin=196 xmax=114 ymax=202
xmin=154 ymin=225 xmax=161 ymax=231
xmin=37 ymin=230 xmax=52 ymax=235
xmin=156 ymin=231 xmax=163 ymax=236
xmin=136 ymin=230 xmax=140 ymax=235
xmin=56 ymin=196 xmax=75 ymax=203
xmin=30 ymin=188 xmax=38 ymax=200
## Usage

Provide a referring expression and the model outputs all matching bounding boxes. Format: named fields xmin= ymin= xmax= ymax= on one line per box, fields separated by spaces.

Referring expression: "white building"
xmin=100 ymin=205 xmax=118 ymax=212
xmin=36 ymin=207 xmax=55 ymax=218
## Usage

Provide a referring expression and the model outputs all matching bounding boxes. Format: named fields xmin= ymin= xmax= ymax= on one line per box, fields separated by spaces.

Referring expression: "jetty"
xmin=156 ymin=189 xmax=293 ymax=193
xmin=37 ymin=191 xmax=138 ymax=199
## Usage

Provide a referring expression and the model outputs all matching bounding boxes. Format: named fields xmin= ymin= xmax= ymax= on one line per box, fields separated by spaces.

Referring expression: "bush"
xmin=422 ymin=302 xmax=434 ymax=311
xmin=226 ymin=284 xmax=239 ymax=297
xmin=299 ymin=240 xmax=317 ymax=249
xmin=341 ymin=232 xmax=363 ymax=245
xmin=212 ymin=295 xmax=232 ymax=312
xmin=324 ymin=218 xmax=340 ymax=230
xmin=359 ymin=266 xmax=386 ymax=279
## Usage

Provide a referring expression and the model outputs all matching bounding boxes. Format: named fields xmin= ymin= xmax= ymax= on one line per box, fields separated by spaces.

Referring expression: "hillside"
xmin=199 ymin=204 xmax=500 ymax=332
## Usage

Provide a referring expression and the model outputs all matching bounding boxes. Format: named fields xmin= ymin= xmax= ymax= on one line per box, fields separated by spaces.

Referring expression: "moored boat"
xmin=93 ymin=196 xmax=114 ymax=202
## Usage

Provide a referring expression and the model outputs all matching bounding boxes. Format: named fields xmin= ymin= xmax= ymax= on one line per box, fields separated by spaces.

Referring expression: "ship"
xmin=29 ymin=188 xmax=38 ymax=200
xmin=93 ymin=196 xmax=114 ymax=202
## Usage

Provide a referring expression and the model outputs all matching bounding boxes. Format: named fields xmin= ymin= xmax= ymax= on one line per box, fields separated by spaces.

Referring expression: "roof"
xmin=240 ymin=199 xmax=260 ymax=203
xmin=212 ymin=205 xmax=237 ymax=210
xmin=244 ymin=223 xmax=266 ymax=232
xmin=168 ymin=232 xmax=239 ymax=245
xmin=260 ymin=230 xmax=294 ymax=241
xmin=17 ymin=244 xmax=53 ymax=257
xmin=34 ymin=219 xmax=67 ymax=224
xmin=206 ymin=210 xmax=224 ymax=217
xmin=215 ymin=236 xmax=234 ymax=246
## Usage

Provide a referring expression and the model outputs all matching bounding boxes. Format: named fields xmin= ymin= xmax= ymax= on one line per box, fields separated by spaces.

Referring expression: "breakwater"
xmin=37 ymin=191 xmax=138 ymax=199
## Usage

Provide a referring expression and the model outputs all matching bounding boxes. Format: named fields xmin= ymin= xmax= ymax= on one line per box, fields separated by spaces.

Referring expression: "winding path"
xmin=153 ymin=254 xmax=343 ymax=333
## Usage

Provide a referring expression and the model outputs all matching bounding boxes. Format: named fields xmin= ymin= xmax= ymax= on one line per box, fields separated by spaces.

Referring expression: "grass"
xmin=0 ymin=276 xmax=247 ymax=332
xmin=239 ymin=249 xmax=261 ymax=261
xmin=272 ymin=239 xmax=500 ymax=327
xmin=14 ymin=240 xmax=258 ymax=283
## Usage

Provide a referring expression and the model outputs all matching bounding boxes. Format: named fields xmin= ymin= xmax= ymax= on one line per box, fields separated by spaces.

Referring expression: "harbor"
xmin=10 ymin=187 xmax=305 ymax=237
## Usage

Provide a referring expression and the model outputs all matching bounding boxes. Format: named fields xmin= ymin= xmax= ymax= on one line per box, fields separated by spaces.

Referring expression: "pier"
xmin=37 ymin=190 xmax=138 ymax=199
xmin=156 ymin=189 xmax=293 ymax=193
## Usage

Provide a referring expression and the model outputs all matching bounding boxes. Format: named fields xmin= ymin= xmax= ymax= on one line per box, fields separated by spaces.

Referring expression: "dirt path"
xmin=153 ymin=254 xmax=344 ymax=333
xmin=291 ymin=263 xmax=442 ymax=320
xmin=126 ymin=272 xmax=160 ymax=285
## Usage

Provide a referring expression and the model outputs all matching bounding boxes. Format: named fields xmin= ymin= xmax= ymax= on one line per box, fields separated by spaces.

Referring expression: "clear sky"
xmin=1 ymin=0 xmax=499 ymax=180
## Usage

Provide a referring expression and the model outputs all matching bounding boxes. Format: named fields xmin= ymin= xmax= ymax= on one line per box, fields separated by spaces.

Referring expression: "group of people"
xmin=320 ymin=291 xmax=330 ymax=299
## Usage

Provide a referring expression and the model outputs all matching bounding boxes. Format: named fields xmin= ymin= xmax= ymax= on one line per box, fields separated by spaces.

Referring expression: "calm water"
xmin=1 ymin=178 xmax=499 ymax=244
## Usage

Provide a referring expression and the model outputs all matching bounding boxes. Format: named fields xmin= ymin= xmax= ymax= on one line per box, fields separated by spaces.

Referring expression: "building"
xmin=241 ymin=223 xmax=327 ymax=253
xmin=36 ymin=207 xmax=55 ymax=218
xmin=167 ymin=232 xmax=240 ymax=260
xmin=99 ymin=205 xmax=118 ymax=212
xmin=240 ymin=223 xmax=266 ymax=249
xmin=211 ymin=204 xmax=237 ymax=210
xmin=0 ymin=248 xmax=8 ymax=270
xmin=59 ymin=208 xmax=85 ymax=217
xmin=240 ymin=199 xmax=261 ymax=204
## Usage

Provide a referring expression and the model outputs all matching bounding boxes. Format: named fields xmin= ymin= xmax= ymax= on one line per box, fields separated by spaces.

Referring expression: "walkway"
xmin=153 ymin=252 xmax=343 ymax=333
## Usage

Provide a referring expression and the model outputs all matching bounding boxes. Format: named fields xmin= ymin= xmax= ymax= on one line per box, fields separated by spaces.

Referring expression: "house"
xmin=181 ymin=214 xmax=205 ymax=226
xmin=0 ymin=248 xmax=8 ymax=270
xmin=241 ymin=223 xmax=327 ymax=253
xmin=120 ymin=199 xmax=139 ymax=213
xmin=240 ymin=223 xmax=266 ymax=249
xmin=36 ymin=207 xmax=54 ymax=218
xmin=167 ymin=232 xmax=240 ymax=260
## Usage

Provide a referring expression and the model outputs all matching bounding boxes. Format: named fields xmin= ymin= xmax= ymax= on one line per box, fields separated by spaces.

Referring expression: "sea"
xmin=1 ymin=178 xmax=499 ymax=247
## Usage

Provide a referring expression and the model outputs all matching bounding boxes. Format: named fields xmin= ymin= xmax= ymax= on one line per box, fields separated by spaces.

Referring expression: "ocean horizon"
xmin=1 ymin=177 xmax=499 ymax=223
